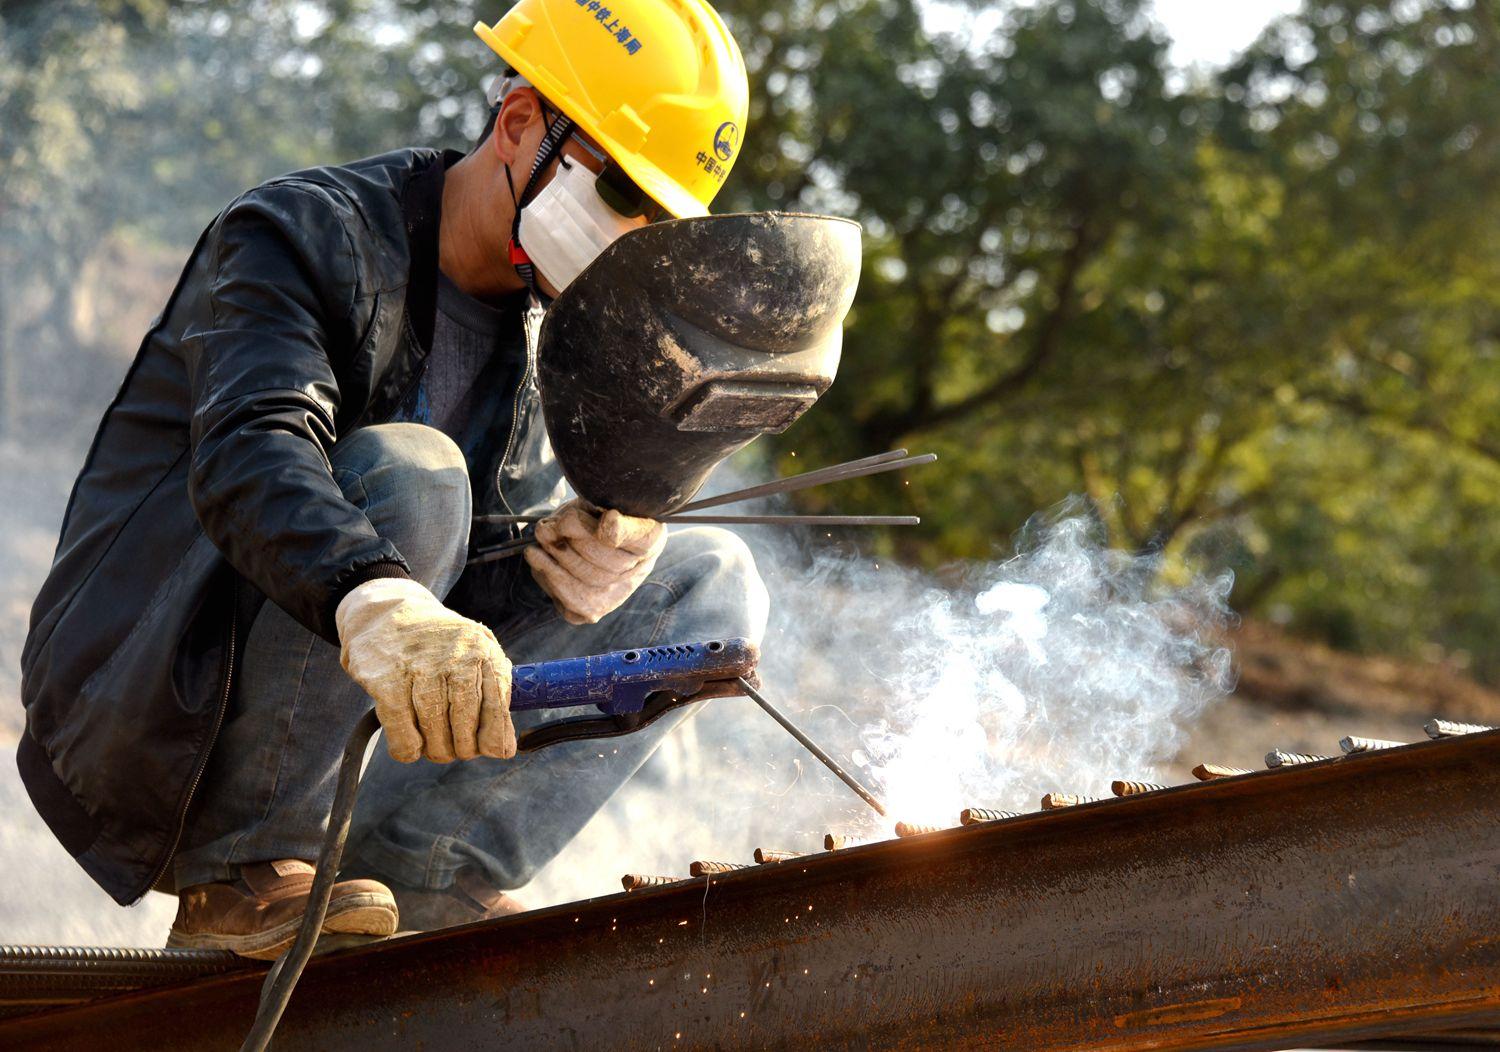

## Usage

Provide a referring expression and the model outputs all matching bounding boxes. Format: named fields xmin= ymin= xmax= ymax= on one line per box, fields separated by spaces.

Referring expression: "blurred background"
xmin=2 ymin=0 xmax=1497 ymax=946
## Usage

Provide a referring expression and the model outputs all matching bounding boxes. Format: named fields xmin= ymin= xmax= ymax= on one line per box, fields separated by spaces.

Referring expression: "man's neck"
xmin=438 ymin=151 xmax=527 ymax=301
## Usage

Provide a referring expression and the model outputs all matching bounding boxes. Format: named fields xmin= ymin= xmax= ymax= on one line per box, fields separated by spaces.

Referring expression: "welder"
xmin=17 ymin=0 xmax=768 ymax=960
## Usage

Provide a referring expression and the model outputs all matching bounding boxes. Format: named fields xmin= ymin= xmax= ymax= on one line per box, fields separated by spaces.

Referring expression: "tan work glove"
xmin=524 ymin=499 xmax=667 ymax=625
xmin=335 ymin=578 xmax=515 ymax=764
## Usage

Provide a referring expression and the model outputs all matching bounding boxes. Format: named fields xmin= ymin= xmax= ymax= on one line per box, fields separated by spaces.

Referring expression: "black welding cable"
xmin=239 ymin=709 xmax=381 ymax=1052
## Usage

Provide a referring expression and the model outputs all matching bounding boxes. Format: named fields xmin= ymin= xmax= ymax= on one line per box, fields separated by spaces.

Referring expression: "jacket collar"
xmin=401 ymin=148 xmax=466 ymax=357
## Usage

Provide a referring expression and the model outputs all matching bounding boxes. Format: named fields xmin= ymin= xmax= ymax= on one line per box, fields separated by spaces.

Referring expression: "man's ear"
xmin=491 ymin=89 xmax=541 ymax=166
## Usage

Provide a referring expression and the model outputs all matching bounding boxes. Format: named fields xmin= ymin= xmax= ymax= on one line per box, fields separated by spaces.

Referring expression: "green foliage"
xmin=2 ymin=0 xmax=1498 ymax=676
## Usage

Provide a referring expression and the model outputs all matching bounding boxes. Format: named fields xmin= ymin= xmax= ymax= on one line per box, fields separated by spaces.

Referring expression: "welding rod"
xmin=466 ymin=514 xmax=920 ymax=565
xmin=472 ymin=450 xmax=936 ymax=527
xmin=753 ymin=849 xmax=802 ymax=864
xmin=466 ymin=535 xmax=542 ymax=564
xmin=1111 ymin=780 xmax=1169 ymax=797
xmin=689 ymin=860 xmax=751 ymax=877
xmin=1425 ymin=717 xmax=1496 ymax=739
xmin=668 ymin=514 xmax=920 ymax=526
xmin=959 ymin=807 xmax=1021 ymax=825
xmin=622 ymin=874 xmax=687 ymax=891
xmin=475 ymin=512 xmax=921 ymax=527
xmin=735 ymin=677 xmax=889 ymax=818
xmin=466 ymin=450 xmax=935 ymax=565
xmin=1266 ymin=749 xmax=1332 ymax=768
xmin=677 ymin=450 xmax=936 ymax=513
xmin=894 ymin=821 xmax=945 ymax=838
xmin=1192 ymin=763 xmax=1253 ymax=780
xmin=1339 ymin=735 xmax=1405 ymax=754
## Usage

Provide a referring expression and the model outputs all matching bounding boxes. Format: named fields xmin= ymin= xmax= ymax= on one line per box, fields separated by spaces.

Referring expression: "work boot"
xmin=384 ymin=868 xmax=526 ymax=932
xmin=166 ymin=859 xmax=398 ymax=960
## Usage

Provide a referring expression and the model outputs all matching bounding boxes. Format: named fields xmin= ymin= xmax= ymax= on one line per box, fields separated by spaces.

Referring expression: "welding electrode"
xmin=475 ymin=451 xmax=935 ymax=526
xmin=734 ymin=677 xmax=889 ymax=818
xmin=469 ymin=450 xmax=937 ymax=565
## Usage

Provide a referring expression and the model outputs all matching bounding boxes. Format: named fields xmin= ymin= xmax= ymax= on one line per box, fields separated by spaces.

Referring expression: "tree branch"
xmin=1305 ymin=388 xmax=1500 ymax=466
xmin=860 ymin=214 xmax=1099 ymax=445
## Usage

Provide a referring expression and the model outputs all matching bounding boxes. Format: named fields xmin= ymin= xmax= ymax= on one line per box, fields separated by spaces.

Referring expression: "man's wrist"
xmin=326 ymin=560 xmax=414 ymax=642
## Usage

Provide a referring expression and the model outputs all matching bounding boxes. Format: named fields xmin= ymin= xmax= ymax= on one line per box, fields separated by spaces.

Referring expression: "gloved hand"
xmin=524 ymin=499 xmax=667 ymax=625
xmin=335 ymin=578 xmax=515 ymax=764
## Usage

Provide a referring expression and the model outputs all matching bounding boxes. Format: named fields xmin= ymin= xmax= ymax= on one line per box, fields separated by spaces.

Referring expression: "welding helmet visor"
xmin=535 ymin=211 xmax=863 ymax=517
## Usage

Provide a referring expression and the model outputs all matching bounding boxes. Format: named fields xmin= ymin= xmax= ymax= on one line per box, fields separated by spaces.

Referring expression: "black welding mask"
xmin=535 ymin=212 xmax=862 ymax=517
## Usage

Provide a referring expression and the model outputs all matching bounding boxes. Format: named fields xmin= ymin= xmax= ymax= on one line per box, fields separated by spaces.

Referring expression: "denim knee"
xmin=655 ymin=526 xmax=769 ymax=644
xmin=330 ymin=423 xmax=471 ymax=593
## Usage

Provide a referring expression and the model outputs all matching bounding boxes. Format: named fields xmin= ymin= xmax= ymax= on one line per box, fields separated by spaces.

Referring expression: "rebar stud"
xmin=1041 ymin=793 xmax=1102 ymax=810
xmin=753 ymin=849 xmax=802 ymax=864
xmin=1265 ymin=749 xmax=1331 ymax=768
xmin=1339 ymin=735 xmax=1405 ymax=754
xmin=894 ymin=821 xmax=944 ymax=838
xmin=1192 ymin=763 xmax=1253 ymax=780
xmin=621 ymin=874 xmax=686 ymax=891
xmin=823 ymin=833 xmax=873 ymax=851
xmin=1111 ymin=780 xmax=1168 ymax=797
xmin=959 ymin=807 xmax=1022 ymax=825
xmin=1425 ymin=718 xmax=1496 ymax=739
xmin=688 ymin=860 xmax=751 ymax=877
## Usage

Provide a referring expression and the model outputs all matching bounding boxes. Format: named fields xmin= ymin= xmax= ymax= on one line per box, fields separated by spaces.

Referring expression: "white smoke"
xmin=844 ymin=512 xmax=1234 ymax=828
xmin=522 ymin=495 xmax=1236 ymax=905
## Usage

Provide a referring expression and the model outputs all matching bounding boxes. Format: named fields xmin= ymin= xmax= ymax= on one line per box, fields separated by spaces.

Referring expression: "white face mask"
xmin=518 ymin=156 xmax=640 ymax=295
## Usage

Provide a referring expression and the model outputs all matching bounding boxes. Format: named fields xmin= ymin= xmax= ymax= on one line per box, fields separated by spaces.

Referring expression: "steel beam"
xmin=4 ymin=730 xmax=1500 ymax=1050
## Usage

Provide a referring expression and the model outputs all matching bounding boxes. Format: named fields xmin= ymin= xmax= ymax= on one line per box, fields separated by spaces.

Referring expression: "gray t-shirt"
xmin=394 ymin=272 xmax=528 ymax=463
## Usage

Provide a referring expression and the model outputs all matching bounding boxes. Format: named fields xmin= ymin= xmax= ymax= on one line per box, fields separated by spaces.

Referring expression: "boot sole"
xmin=166 ymin=892 xmax=398 ymax=961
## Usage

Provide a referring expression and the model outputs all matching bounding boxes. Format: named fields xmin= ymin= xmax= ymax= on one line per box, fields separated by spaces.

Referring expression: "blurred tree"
xmin=0 ymin=0 xmax=170 ymax=434
xmin=722 ymin=0 xmax=1500 ymax=678
xmin=1210 ymin=0 xmax=1500 ymax=665
xmin=719 ymin=0 xmax=1280 ymax=563
xmin=0 ymin=0 xmax=500 ymax=435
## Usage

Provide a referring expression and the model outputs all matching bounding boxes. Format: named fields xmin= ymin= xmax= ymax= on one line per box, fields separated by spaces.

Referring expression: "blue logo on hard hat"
xmin=714 ymin=122 xmax=739 ymax=162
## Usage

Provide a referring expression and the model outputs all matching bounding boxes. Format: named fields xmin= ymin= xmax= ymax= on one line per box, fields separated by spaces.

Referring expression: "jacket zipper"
xmin=495 ymin=298 xmax=542 ymax=517
xmin=142 ymin=602 xmax=236 ymax=900
xmin=355 ymin=313 xmax=428 ymax=431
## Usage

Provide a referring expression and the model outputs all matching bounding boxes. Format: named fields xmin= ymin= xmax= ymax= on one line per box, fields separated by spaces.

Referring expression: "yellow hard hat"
xmin=475 ymin=0 xmax=748 ymax=219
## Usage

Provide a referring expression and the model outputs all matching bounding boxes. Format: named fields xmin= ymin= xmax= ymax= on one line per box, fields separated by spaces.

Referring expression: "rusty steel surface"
xmin=3 ymin=730 xmax=1500 ymax=1051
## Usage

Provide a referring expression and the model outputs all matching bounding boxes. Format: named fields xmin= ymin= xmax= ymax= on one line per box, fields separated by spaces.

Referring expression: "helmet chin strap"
xmin=506 ymin=105 xmax=577 ymax=295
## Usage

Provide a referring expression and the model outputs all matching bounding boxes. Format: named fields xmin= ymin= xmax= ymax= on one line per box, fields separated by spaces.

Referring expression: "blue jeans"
xmin=172 ymin=423 xmax=769 ymax=892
